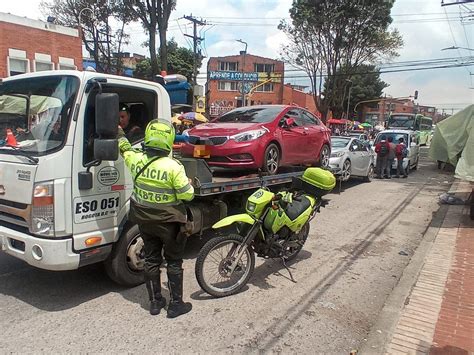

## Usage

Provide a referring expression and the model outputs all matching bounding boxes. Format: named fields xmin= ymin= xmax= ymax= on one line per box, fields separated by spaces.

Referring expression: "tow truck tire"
xmin=104 ymin=224 xmax=145 ymax=287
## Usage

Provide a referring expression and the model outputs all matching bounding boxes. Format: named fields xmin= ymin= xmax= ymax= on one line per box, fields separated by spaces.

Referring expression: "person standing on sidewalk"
xmin=118 ymin=119 xmax=194 ymax=318
xmin=395 ymin=137 xmax=408 ymax=178
xmin=374 ymin=135 xmax=390 ymax=178
xmin=385 ymin=136 xmax=396 ymax=179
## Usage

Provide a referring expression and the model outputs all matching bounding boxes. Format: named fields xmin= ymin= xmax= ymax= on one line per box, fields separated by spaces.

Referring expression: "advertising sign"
xmin=209 ymin=71 xmax=259 ymax=82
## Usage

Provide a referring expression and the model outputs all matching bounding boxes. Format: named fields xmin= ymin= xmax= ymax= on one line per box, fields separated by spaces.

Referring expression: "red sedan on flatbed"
xmin=180 ymin=105 xmax=331 ymax=174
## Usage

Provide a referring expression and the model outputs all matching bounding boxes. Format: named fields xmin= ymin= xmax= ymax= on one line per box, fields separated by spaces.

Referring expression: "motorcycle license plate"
xmin=193 ymin=145 xmax=211 ymax=158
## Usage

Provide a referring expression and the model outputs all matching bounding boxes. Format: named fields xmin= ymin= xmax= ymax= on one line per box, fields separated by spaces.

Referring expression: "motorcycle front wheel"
xmin=195 ymin=234 xmax=255 ymax=298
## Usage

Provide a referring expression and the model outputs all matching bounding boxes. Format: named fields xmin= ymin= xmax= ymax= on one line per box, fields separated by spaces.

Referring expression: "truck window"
xmin=83 ymin=86 xmax=157 ymax=165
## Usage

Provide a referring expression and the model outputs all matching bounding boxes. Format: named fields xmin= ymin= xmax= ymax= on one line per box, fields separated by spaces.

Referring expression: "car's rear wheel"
xmin=262 ymin=143 xmax=280 ymax=175
xmin=318 ymin=144 xmax=330 ymax=168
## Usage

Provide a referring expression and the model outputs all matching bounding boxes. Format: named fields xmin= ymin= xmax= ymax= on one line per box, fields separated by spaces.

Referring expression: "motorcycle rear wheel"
xmin=195 ymin=234 xmax=255 ymax=298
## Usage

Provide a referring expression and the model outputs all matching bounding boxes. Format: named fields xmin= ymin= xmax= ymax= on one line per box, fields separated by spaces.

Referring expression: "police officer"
xmin=118 ymin=119 xmax=194 ymax=318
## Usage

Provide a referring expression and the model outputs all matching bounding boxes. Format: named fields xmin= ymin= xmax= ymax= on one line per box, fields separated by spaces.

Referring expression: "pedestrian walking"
xmin=395 ymin=137 xmax=408 ymax=178
xmin=118 ymin=119 xmax=195 ymax=318
xmin=385 ymin=136 xmax=396 ymax=179
xmin=374 ymin=135 xmax=390 ymax=178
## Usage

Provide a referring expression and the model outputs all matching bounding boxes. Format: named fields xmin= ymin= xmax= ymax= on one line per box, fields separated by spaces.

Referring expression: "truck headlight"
xmin=31 ymin=181 xmax=55 ymax=237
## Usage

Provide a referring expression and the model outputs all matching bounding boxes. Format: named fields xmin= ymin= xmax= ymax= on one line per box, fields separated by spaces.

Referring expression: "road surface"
xmin=0 ymin=148 xmax=454 ymax=353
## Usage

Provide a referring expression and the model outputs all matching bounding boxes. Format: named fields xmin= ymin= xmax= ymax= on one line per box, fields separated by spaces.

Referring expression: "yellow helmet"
xmin=143 ymin=119 xmax=175 ymax=152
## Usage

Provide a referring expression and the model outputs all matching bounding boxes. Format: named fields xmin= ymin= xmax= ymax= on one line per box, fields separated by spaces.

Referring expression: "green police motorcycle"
xmin=195 ymin=167 xmax=336 ymax=297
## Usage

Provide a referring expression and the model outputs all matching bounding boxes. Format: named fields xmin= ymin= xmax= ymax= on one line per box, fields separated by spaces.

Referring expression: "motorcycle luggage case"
xmin=292 ymin=168 xmax=335 ymax=197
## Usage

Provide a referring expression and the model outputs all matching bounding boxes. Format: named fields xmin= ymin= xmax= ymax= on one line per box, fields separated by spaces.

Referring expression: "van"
xmin=373 ymin=129 xmax=420 ymax=174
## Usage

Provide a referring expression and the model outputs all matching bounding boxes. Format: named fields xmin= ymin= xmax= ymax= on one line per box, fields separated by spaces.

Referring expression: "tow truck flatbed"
xmin=193 ymin=170 xmax=304 ymax=196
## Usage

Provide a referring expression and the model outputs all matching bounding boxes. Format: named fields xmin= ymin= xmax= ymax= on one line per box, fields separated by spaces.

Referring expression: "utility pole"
xmin=183 ymin=15 xmax=206 ymax=87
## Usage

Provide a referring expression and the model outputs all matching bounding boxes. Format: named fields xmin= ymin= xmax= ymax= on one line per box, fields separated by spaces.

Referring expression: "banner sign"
xmin=209 ymin=71 xmax=259 ymax=82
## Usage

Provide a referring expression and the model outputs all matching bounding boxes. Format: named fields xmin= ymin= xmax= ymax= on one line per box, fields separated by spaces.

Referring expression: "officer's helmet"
xmin=144 ymin=119 xmax=175 ymax=152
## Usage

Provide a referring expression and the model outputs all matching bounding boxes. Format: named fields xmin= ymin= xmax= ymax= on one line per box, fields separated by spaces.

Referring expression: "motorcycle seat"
xmin=284 ymin=196 xmax=311 ymax=221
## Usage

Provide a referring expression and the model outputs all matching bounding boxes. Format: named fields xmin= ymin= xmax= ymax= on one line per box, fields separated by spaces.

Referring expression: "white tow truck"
xmin=0 ymin=70 xmax=304 ymax=286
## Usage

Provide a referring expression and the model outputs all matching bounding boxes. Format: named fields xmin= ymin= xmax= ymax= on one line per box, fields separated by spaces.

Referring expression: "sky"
xmin=1 ymin=0 xmax=473 ymax=112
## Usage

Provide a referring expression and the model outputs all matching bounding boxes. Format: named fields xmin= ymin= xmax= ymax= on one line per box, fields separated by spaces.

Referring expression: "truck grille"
xmin=188 ymin=136 xmax=228 ymax=146
xmin=0 ymin=199 xmax=31 ymax=228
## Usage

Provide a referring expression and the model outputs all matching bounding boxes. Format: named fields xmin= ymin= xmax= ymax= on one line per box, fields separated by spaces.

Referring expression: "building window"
xmin=8 ymin=57 xmax=29 ymax=76
xmin=254 ymin=63 xmax=274 ymax=73
xmin=58 ymin=57 xmax=77 ymax=70
xmin=35 ymin=61 xmax=54 ymax=72
xmin=34 ymin=53 xmax=54 ymax=72
xmin=58 ymin=63 xmax=77 ymax=70
xmin=255 ymin=83 xmax=274 ymax=92
xmin=218 ymin=81 xmax=239 ymax=91
xmin=218 ymin=61 xmax=239 ymax=71
xmin=7 ymin=49 xmax=29 ymax=76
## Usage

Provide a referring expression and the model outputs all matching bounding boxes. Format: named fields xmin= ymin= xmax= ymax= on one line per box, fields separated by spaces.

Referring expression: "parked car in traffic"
xmin=329 ymin=136 xmax=375 ymax=181
xmin=181 ymin=105 xmax=332 ymax=174
xmin=373 ymin=129 xmax=420 ymax=175
xmin=346 ymin=131 xmax=369 ymax=143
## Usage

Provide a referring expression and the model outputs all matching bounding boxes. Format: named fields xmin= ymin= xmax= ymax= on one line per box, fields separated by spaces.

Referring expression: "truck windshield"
xmin=0 ymin=75 xmax=79 ymax=155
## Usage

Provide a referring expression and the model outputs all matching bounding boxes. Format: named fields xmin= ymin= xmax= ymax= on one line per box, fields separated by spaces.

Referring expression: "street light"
xmin=236 ymin=39 xmax=248 ymax=107
xmin=441 ymin=46 xmax=474 ymax=52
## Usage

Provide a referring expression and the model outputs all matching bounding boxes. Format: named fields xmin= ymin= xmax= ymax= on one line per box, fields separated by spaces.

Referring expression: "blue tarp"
xmin=165 ymin=81 xmax=191 ymax=105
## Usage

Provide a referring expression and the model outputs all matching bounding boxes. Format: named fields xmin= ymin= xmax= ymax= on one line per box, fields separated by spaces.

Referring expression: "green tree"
xmin=134 ymin=40 xmax=200 ymax=81
xmin=40 ymin=0 xmax=135 ymax=73
xmin=280 ymin=0 xmax=402 ymax=122
xmin=123 ymin=0 xmax=176 ymax=77
xmin=324 ymin=64 xmax=388 ymax=119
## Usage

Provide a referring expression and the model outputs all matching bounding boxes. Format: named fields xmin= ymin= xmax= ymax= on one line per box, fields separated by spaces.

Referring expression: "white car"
xmin=373 ymin=129 xmax=420 ymax=174
xmin=329 ymin=136 xmax=376 ymax=181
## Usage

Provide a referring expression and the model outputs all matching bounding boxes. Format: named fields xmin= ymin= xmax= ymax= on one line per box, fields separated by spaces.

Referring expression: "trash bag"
xmin=439 ymin=193 xmax=468 ymax=205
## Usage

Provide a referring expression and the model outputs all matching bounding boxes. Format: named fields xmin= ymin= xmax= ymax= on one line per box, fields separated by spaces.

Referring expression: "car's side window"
xmin=284 ymin=109 xmax=303 ymax=126
xmin=301 ymin=110 xmax=319 ymax=126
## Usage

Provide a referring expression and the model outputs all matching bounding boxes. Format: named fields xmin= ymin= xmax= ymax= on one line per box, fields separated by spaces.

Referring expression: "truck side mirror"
xmin=94 ymin=93 xmax=119 ymax=161
xmin=95 ymin=93 xmax=119 ymax=137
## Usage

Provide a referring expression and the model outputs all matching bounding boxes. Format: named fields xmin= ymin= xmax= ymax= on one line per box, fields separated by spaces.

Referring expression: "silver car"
xmin=329 ymin=137 xmax=375 ymax=181
xmin=373 ymin=129 xmax=420 ymax=174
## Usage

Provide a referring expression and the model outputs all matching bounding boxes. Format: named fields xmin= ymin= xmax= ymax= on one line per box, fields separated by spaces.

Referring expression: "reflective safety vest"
xmin=119 ymin=138 xmax=194 ymax=208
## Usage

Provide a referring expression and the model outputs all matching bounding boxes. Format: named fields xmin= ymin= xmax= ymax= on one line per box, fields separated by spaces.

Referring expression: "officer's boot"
xmin=167 ymin=271 xmax=192 ymax=319
xmin=145 ymin=273 xmax=167 ymax=316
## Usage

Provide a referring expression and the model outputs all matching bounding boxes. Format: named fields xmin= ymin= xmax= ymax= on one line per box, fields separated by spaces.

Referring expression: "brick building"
xmin=206 ymin=53 xmax=320 ymax=118
xmin=362 ymin=98 xmax=415 ymax=125
xmin=0 ymin=12 xmax=82 ymax=78
xmin=206 ymin=53 xmax=285 ymax=117
xmin=361 ymin=98 xmax=438 ymax=125
xmin=282 ymin=84 xmax=318 ymax=115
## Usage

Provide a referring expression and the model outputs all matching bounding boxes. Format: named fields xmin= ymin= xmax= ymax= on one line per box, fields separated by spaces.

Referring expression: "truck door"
xmin=71 ymin=81 xmax=160 ymax=253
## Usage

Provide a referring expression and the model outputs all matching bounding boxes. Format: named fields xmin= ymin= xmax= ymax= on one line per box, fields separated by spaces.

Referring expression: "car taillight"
xmin=31 ymin=181 xmax=55 ymax=237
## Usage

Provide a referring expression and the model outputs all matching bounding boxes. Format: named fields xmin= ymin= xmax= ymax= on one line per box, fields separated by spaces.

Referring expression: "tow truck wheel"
xmin=104 ymin=224 xmax=145 ymax=287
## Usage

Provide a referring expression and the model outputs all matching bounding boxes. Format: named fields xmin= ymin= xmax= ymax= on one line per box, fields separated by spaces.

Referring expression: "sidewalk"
xmin=363 ymin=179 xmax=474 ymax=354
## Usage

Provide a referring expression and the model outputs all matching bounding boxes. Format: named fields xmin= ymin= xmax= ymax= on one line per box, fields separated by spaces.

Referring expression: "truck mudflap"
xmin=0 ymin=226 xmax=80 ymax=271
